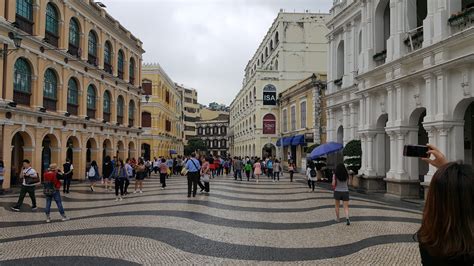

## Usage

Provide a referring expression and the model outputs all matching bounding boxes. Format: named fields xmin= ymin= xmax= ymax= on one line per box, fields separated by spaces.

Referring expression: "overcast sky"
xmin=100 ymin=0 xmax=333 ymax=106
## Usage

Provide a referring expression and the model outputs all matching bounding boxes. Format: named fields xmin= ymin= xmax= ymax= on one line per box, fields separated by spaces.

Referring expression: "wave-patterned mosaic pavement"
xmin=0 ymin=174 xmax=422 ymax=265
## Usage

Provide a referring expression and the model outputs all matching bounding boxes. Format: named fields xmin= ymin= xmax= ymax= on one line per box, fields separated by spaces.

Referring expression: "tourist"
xmin=417 ymin=144 xmax=473 ymax=265
xmin=153 ymin=157 xmax=160 ymax=175
xmin=0 ymin=160 xmax=4 ymax=195
xmin=134 ymin=158 xmax=146 ymax=193
xmin=244 ymin=160 xmax=252 ymax=181
xmin=306 ymin=162 xmax=317 ymax=192
xmin=175 ymin=156 xmax=183 ymax=175
xmin=273 ymin=159 xmax=281 ymax=182
xmin=166 ymin=157 xmax=174 ymax=178
xmin=11 ymin=159 xmax=39 ymax=212
xmin=62 ymin=158 xmax=73 ymax=194
xmin=223 ymin=159 xmax=230 ymax=176
xmin=124 ymin=158 xmax=134 ymax=195
xmin=233 ymin=157 xmax=243 ymax=181
xmin=288 ymin=160 xmax=295 ymax=182
xmin=185 ymin=152 xmax=203 ymax=197
xmin=87 ymin=161 xmax=100 ymax=192
xmin=145 ymin=159 xmax=152 ymax=178
xmin=43 ymin=164 xmax=69 ymax=223
xmin=253 ymin=159 xmax=262 ymax=183
xmin=200 ymin=157 xmax=211 ymax=194
xmin=209 ymin=157 xmax=216 ymax=178
xmin=113 ymin=159 xmax=127 ymax=201
xmin=159 ymin=158 xmax=168 ymax=189
xmin=332 ymin=163 xmax=350 ymax=225
xmin=102 ymin=156 xmax=114 ymax=191
xmin=266 ymin=158 xmax=274 ymax=178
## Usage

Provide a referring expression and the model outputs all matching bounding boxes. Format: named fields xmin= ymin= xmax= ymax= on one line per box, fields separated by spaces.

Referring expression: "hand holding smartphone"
xmin=403 ymin=145 xmax=429 ymax=158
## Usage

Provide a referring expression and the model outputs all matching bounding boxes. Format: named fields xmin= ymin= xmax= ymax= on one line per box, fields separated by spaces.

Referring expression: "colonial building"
xmin=0 ymin=0 xmax=144 ymax=189
xmin=196 ymin=108 xmax=229 ymax=156
xmin=229 ymin=11 xmax=329 ymax=159
xmin=277 ymin=74 xmax=327 ymax=171
xmin=176 ymin=84 xmax=200 ymax=144
xmin=326 ymin=0 xmax=474 ymax=199
xmin=140 ymin=63 xmax=184 ymax=160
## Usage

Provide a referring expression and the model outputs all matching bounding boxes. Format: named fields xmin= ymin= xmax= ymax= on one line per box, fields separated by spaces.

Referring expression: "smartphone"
xmin=403 ymin=145 xmax=429 ymax=158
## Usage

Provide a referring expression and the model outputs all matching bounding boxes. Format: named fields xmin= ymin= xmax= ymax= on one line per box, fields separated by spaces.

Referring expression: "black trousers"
xmin=289 ymin=171 xmax=294 ymax=182
xmin=187 ymin=172 xmax=204 ymax=196
xmin=203 ymin=181 xmax=210 ymax=192
xmin=63 ymin=175 xmax=72 ymax=193
xmin=115 ymin=179 xmax=125 ymax=196
xmin=15 ymin=185 xmax=37 ymax=208
xmin=308 ymin=179 xmax=315 ymax=191
xmin=124 ymin=178 xmax=131 ymax=193
xmin=160 ymin=173 xmax=167 ymax=188
xmin=273 ymin=172 xmax=280 ymax=181
xmin=245 ymin=170 xmax=251 ymax=181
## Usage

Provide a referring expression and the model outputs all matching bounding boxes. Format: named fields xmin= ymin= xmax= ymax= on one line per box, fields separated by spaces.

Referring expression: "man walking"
xmin=233 ymin=157 xmax=243 ymax=181
xmin=62 ymin=158 xmax=73 ymax=194
xmin=11 ymin=159 xmax=39 ymax=211
xmin=185 ymin=152 xmax=204 ymax=197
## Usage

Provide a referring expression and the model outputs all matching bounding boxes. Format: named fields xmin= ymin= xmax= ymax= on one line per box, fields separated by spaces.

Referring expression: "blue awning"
xmin=276 ymin=138 xmax=282 ymax=147
xmin=169 ymin=150 xmax=177 ymax=154
xmin=291 ymin=134 xmax=305 ymax=146
xmin=282 ymin=136 xmax=294 ymax=147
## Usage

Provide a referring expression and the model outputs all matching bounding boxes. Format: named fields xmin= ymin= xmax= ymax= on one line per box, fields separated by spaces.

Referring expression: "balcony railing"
xmin=67 ymin=104 xmax=78 ymax=116
xmin=103 ymin=112 xmax=111 ymax=122
xmin=15 ymin=15 xmax=33 ymax=34
xmin=104 ymin=63 xmax=113 ymax=74
xmin=118 ymin=70 xmax=124 ymax=80
xmin=88 ymin=54 xmax=98 ymax=66
xmin=87 ymin=109 xmax=96 ymax=119
xmin=43 ymin=97 xmax=57 ymax=111
xmin=68 ymin=43 xmax=80 ymax=58
xmin=404 ymin=26 xmax=424 ymax=52
xmin=334 ymin=78 xmax=343 ymax=87
xmin=373 ymin=50 xmax=387 ymax=64
xmin=129 ymin=119 xmax=134 ymax=127
xmin=117 ymin=116 xmax=123 ymax=124
xmin=45 ymin=31 xmax=59 ymax=47
xmin=448 ymin=7 xmax=474 ymax=32
xmin=129 ymin=77 xmax=135 ymax=85
xmin=14 ymin=91 xmax=31 ymax=106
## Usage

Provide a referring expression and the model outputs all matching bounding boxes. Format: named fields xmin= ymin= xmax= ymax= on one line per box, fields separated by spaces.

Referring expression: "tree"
xmin=184 ymin=138 xmax=207 ymax=156
xmin=343 ymin=140 xmax=362 ymax=174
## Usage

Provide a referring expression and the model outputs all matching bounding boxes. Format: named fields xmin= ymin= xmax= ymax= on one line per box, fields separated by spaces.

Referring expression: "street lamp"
xmin=144 ymin=94 xmax=150 ymax=103
xmin=0 ymin=32 xmax=22 ymax=57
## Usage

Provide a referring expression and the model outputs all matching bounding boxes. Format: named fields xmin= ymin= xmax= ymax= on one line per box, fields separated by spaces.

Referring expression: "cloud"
xmin=100 ymin=0 xmax=332 ymax=105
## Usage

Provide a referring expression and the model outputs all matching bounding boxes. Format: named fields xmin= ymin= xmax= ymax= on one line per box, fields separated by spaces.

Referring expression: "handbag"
xmin=202 ymin=174 xmax=210 ymax=182
xmin=24 ymin=168 xmax=39 ymax=185
xmin=181 ymin=167 xmax=188 ymax=176
xmin=43 ymin=181 xmax=55 ymax=196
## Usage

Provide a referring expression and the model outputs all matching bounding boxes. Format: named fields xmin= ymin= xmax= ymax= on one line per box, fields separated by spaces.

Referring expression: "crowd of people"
xmin=4 ymin=145 xmax=473 ymax=264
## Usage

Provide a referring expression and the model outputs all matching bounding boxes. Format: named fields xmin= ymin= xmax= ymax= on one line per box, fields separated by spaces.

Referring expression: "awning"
xmin=291 ymin=134 xmax=305 ymax=146
xmin=169 ymin=150 xmax=177 ymax=154
xmin=282 ymin=136 xmax=294 ymax=147
xmin=276 ymin=138 xmax=282 ymax=147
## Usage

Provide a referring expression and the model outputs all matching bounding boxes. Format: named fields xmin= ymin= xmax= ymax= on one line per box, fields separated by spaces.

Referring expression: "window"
xmin=104 ymin=41 xmax=112 ymax=74
xmin=290 ymin=105 xmax=296 ymax=131
xmin=270 ymin=40 xmax=274 ymax=51
xmin=43 ymin=68 xmax=57 ymax=111
xmin=129 ymin=100 xmax=135 ymax=126
xmin=117 ymin=96 xmax=124 ymax=124
xmin=45 ymin=3 xmax=59 ymax=47
xmin=87 ymin=85 xmax=96 ymax=118
xmin=221 ymin=126 xmax=226 ymax=135
xmin=142 ymin=81 xmax=152 ymax=95
xmin=282 ymin=109 xmax=288 ymax=132
xmin=165 ymin=120 xmax=171 ymax=132
xmin=67 ymin=78 xmax=79 ymax=115
xmin=129 ymin=58 xmax=135 ymax=85
xmin=265 ymin=47 xmax=268 ymax=57
xmin=103 ymin=91 xmax=111 ymax=122
xmin=141 ymin=112 xmax=151 ymax=127
xmin=117 ymin=50 xmax=124 ymax=79
xmin=165 ymin=91 xmax=170 ymax=103
xmin=15 ymin=0 xmax=33 ymax=34
xmin=374 ymin=0 xmax=390 ymax=62
xmin=336 ymin=40 xmax=345 ymax=82
xmin=213 ymin=139 xmax=218 ymax=148
xmin=263 ymin=113 xmax=276 ymax=134
xmin=68 ymin=18 xmax=80 ymax=57
xmin=88 ymin=31 xmax=98 ymax=65
xmin=300 ymin=101 xmax=306 ymax=128
xmin=275 ymin=31 xmax=279 ymax=44
xmin=221 ymin=139 xmax=226 ymax=148
xmin=13 ymin=58 xmax=32 ymax=105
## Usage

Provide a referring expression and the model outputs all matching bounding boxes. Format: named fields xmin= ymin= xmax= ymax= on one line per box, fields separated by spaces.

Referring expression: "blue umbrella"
xmin=309 ymin=142 xmax=343 ymax=160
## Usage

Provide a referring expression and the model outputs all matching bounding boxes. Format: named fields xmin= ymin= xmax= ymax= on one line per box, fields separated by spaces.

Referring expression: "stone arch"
xmin=337 ymin=125 xmax=344 ymax=144
xmin=102 ymin=138 xmax=113 ymax=161
xmin=374 ymin=0 xmax=390 ymax=53
xmin=10 ymin=129 xmax=35 ymax=186
xmin=86 ymin=138 xmax=99 ymax=164
xmin=128 ymin=141 xmax=137 ymax=159
xmin=117 ymin=140 xmax=126 ymax=160
xmin=65 ymin=135 xmax=80 ymax=165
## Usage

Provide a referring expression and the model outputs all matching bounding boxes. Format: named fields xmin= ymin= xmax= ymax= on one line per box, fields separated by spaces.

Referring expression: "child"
xmin=244 ymin=161 xmax=252 ymax=181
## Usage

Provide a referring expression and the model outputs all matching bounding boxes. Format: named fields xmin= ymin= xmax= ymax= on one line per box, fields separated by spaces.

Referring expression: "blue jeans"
xmin=45 ymin=190 xmax=65 ymax=216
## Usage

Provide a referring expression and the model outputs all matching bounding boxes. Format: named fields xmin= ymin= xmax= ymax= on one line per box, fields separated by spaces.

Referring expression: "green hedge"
xmin=343 ymin=140 xmax=361 ymax=173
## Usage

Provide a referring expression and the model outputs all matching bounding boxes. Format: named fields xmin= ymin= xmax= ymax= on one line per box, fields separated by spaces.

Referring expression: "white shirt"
xmin=153 ymin=160 xmax=160 ymax=167
xmin=22 ymin=167 xmax=38 ymax=186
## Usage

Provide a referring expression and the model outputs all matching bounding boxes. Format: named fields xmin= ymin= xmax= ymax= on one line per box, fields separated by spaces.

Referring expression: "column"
xmin=395 ymin=84 xmax=403 ymax=123
xmin=365 ymin=94 xmax=371 ymax=128
xmin=342 ymin=105 xmax=349 ymax=144
xmin=424 ymin=126 xmax=437 ymax=183
xmin=435 ymin=70 xmax=448 ymax=120
xmin=349 ymin=103 xmax=356 ymax=139
xmin=395 ymin=130 xmax=408 ymax=179
xmin=432 ymin=0 xmax=458 ymax=43
xmin=359 ymin=133 xmax=367 ymax=174
xmin=386 ymin=86 xmax=394 ymax=127
xmin=386 ymin=130 xmax=397 ymax=178
xmin=423 ymin=74 xmax=436 ymax=121
xmin=366 ymin=132 xmax=375 ymax=176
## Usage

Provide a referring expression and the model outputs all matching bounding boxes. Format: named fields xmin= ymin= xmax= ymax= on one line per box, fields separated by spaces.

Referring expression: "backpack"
xmin=310 ymin=169 xmax=317 ymax=178
xmin=43 ymin=181 xmax=55 ymax=196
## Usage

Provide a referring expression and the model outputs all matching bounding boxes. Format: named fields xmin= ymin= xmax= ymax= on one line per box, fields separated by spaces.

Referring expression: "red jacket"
xmin=43 ymin=170 xmax=61 ymax=190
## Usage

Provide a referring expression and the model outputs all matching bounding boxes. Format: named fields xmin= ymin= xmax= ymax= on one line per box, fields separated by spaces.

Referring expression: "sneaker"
xmin=346 ymin=218 xmax=350 ymax=226
xmin=133 ymin=191 xmax=137 ymax=194
xmin=115 ymin=198 xmax=119 ymax=202
xmin=11 ymin=206 xmax=20 ymax=212
xmin=61 ymin=216 xmax=70 ymax=222
xmin=31 ymin=206 xmax=37 ymax=211
xmin=119 ymin=197 xmax=123 ymax=201
xmin=161 ymin=187 xmax=164 ymax=190
xmin=139 ymin=190 xmax=143 ymax=194
xmin=46 ymin=217 xmax=51 ymax=223
xmin=335 ymin=218 xmax=340 ymax=223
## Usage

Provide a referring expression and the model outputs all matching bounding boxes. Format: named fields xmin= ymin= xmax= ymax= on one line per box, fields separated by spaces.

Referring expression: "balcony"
xmin=88 ymin=54 xmax=98 ymax=66
xmin=43 ymin=97 xmax=57 ymax=111
xmin=373 ymin=50 xmax=387 ymax=64
xmin=45 ymin=31 xmax=59 ymax=47
xmin=129 ymin=77 xmax=135 ymax=85
xmin=404 ymin=27 xmax=424 ymax=52
xmin=104 ymin=63 xmax=113 ymax=74
xmin=67 ymin=104 xmax=78 ymax=116
xmin=448 ymin=7 xmax=474 ymax=32
xmin=334 ymin=78 xmax=343 ymax=87
xmin=118 ymin=70 xmax=124 ymax=80
xmin=68 ymin=43 xmax=80 ymax=58
xmin=103 ymin=112 xmax=111 ymax=122
xmin=87 ymin=109 xmax=96 ymax=119
xmin=15 ymin=15 xmax=33 ymax=34
xmin=117 ymin=116 xmax=123 ymax=125
xmin=14 ymin=91 xmax=31 ymax=106
xmin=129 ymin=119 xmax=134 ymax=127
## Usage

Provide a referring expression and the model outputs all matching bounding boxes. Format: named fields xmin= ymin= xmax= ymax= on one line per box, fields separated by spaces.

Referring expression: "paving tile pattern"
xmin=0 ymin=173 xmax=423 ymax=265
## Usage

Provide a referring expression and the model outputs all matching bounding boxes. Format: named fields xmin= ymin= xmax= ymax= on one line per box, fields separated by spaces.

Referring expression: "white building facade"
xmin=229 ymin=11 xmax=329 ymax=159
xmin=326 ymin=0 xmax=474 ymax=198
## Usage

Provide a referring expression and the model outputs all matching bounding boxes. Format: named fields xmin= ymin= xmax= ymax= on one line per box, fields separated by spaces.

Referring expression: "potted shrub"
xmin=343 ymin=139 xmax=361 ymax=174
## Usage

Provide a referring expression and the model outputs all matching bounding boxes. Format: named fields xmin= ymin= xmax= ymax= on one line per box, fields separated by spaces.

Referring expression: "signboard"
xmin=263 ymin=84 xmax=277 ymax=105
xmin=305 ymin=133 xmax=314 ymax=143
xmin=263 ymin=114 xmax=276 ymax=134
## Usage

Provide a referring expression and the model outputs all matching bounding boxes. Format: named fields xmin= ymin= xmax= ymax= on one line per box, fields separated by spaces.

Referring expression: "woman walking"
xmin=332 ymin=163 xmax=350 ymax=225
xmin=253 ymin=159 xmax=262 ymax=183
xmin=417 ymin=144 xmax=473 ymax=265
xmin=159 ymin=158 xmax=168 ymax=189
xmin=306 ymin=162 xmax=317 ymax=192
xmin=272 ymin=159 xmax=280 ymax=182
xmin=200 ymin=157 xmax=211 ymax=194
xmin=288 ymin=160 xmax=295 ymax=182
xmin=43 ymin=164 xmax=69 ymax=223
xmin=87 ymin=161 xmax=100 ymax=192
xmin=244 ymin=160 xmax=252 ymax=181
xmin=113 ymin=160 xmax=127 ymax=201
xmin=134 ymin=158 xmax=146 ymax=193
xmin=102 ymin=156 xmax=114 ymax=191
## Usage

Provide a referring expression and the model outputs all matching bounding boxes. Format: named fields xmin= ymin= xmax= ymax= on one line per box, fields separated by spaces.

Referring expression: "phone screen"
xmin=403 ymin=145 xmax=429 ymax=158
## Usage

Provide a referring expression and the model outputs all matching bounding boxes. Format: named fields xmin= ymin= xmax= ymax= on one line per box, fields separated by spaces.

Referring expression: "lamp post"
xmin=311 ymin=74 xmax=326 ymax=145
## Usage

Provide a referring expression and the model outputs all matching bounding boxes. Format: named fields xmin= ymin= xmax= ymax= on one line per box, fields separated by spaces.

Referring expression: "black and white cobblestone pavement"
xmin=0 ymin=173 xmax=423 ymax=265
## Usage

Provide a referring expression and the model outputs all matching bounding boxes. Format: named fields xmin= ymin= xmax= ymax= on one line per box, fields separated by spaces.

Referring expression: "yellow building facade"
xmin=140 ymin=63 xmax=184 ymax=159
xmin=0 ymin=0 xmax=144 ymax=189
xmin=278 ymin=74 xmax=327 ymax=171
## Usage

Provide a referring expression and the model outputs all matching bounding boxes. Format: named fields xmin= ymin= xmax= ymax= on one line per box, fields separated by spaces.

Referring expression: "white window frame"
xmin=290 ymin=104 xmax=296 ymax=131
xmin=300 ymin=100 xmax=307 ymax=129
xmin=282 ymin=108 xmax=288 ymax=133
